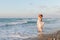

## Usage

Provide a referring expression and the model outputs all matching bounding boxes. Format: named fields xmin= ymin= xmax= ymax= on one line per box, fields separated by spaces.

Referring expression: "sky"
xmin=0 ymin=0 xmax=60 ymax=18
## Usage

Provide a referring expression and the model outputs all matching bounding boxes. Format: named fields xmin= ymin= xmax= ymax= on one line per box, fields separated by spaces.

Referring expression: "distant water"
xmin=0 ymin=18 xmax=60 ymax=40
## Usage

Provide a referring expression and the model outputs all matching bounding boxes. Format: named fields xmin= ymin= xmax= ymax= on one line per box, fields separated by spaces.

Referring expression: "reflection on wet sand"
xmin=24 ymin=31 xmax=60 ymax=40
xmin=38 ymin=32 xmax=53 ymax=40
xmin=38 ymin=32 xmax=43 ymax=39
xmin=38 ymin=31 xmax=60 ymax=40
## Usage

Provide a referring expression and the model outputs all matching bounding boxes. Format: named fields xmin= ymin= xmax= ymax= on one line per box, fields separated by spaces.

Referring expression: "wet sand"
xmin=23 ymin=30 xmax=60 ymax=40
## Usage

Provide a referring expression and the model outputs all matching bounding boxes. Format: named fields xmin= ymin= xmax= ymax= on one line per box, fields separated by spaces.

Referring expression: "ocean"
xmin=0 ymin=18 xmax=60 ymax=40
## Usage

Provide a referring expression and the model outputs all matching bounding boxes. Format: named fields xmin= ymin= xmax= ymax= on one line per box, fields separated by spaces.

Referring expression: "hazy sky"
xmin=0 ymin=0 xmax=60 ymax=18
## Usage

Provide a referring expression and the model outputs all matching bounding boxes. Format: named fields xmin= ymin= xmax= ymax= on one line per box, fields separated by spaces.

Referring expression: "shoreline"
xmin=23 ymin=30 xmax=60 ymax=40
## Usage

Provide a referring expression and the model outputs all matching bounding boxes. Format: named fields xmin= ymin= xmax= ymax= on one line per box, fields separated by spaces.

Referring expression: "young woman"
xmin=37 ymin=14 xmax=44 ymax=32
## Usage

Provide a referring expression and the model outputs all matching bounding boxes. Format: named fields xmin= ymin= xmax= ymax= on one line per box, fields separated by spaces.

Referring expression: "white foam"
xmin=0 ymin=32 xmax=37 ymax=39
xmin=0 ymin=20 xmax=27 ymax=26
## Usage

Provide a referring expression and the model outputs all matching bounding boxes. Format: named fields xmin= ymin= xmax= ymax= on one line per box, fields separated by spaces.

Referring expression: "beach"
xmin=0 ymin=0 xmax=60 ymax=40
xmin=24 ymin=30 xmax=60 ymax=40
xmin=0 ymin=18 xmax=60 ymax=40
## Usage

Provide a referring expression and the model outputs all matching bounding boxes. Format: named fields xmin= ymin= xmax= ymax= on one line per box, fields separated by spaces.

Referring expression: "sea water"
xmin=0 ymin=18 xmax=60 ymax=40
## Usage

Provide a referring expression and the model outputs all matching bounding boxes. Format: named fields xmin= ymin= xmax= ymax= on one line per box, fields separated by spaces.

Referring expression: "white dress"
xmin=37 ymin=20 xmax=44 ymax=32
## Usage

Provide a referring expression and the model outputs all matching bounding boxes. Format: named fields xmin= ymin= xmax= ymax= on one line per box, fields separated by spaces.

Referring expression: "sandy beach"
xmin=23 ymin=30 xmax=60 ymax=40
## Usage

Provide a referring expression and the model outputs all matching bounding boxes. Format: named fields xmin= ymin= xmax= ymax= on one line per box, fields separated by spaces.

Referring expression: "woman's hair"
xmin=38 ymin=14 xmax=43 ymax=17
